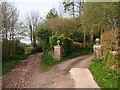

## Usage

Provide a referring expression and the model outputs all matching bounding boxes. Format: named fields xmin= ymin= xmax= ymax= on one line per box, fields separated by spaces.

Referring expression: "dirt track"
xmin=2 ymin=53 xmax=93 ymax=88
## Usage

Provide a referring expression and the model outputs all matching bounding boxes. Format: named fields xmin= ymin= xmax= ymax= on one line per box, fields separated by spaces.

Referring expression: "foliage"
xmin=49 ymin=33 xmax=91 ymax=58
xmin=2 ymin=54 xmax=28 ymax=75
xmin=37 ymin=27 xmax=52 ymax=51
xmin=101 ymin=29 xmax=120 ymax=68
xmin=70 ymin=32 xmax=84 ymax=42
xmin=70 ymin=32 xmax=91 ymax=43
xmin=31 ymin=45 xmax=42 ymax=54
xmin=49 ymin=34 xmax=73 ymax=57
xmin=46 ymin=8 xmax=58 ymax=21
xmin=41 ymin=53 xmax=59 ymax=69
xmin=24 ymin=44 xmax=42 ymax=55
xmin=100 ymin=29 xmax=119 ymax=51
xmin=44 ymin=17 xmax=81 ymax=37
xmin=24 ymin=46 xmax=34 ymax=55
xmin=49 ymin=34 xmax=66 ymax=48
xmin=2 ymin=40 xmax=13 ymax=59
xmin=65 ymin=48 xmax=93 ymax=59
xmin=12 ymin=40 xmax=25 ymax=55
xmin=81 ymin=2 xmax=119 ymax=39
xmin=103 ymin=51 xmax=120 ymax=68
xmin=89 ymin=59 xmax=120 ymax=88
xmin=63 ymin=0 xmax=81 ymax=18
xmin=2 ymin=39 xmax=25 ymax=60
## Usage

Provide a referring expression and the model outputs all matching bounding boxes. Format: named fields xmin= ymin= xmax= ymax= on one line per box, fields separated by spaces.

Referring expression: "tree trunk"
xmin=72 ymin=0 xmax=75 ymax=19
xmin=90 ymin=32 xmax=94 ymax=42
xmin=83 ymin=29 xmax=86 ymax=48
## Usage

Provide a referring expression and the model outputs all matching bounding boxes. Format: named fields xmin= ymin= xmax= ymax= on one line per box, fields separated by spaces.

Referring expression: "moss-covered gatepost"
xmin=93 ymin=38 xmax=102 ymax=59
xmin=53 ymin=40 xmax=62 ymax=61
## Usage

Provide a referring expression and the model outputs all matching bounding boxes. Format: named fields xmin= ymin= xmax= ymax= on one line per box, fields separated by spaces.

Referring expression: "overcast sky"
xmin=8 ymin=0 xmax=61 ymax=20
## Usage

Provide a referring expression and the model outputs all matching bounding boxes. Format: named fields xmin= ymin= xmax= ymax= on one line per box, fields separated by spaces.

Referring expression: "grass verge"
xmin=89 ymin=59 xmax=120 ymax=89
xmin=41 ymin=53 xmax=60 ymax=70
xmin=2 ymin=54 xmax=28 ymax=75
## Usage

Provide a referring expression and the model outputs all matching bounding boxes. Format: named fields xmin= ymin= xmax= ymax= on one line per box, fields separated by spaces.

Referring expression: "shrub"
xmin=13 ymin=40 xmax=25 ymax=55
xmin=37 ymin=28 xmax=52 ymax=51
xmin=2 ymin=40 xmax=12 ymax=59
xmin=70 ymin=32 xmax=84 ymax=42
xmin=70 ymin=42 xmax=83 ymax=52
xmin=100 ymin=29 xmax=119 ymax=51
xmin=103 ymin=51 xmax=119 ymax=68
xmin=2 ymin=39 xmax=25 ymax=60
xmin=100 ymin=29 xmax=120 ymax=69
xmin=31 ymin=45 xmax=42 ymax=54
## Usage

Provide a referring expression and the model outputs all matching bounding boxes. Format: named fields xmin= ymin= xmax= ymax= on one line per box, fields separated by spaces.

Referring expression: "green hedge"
xmin=49 ymin=34 xmax=85 ymax=58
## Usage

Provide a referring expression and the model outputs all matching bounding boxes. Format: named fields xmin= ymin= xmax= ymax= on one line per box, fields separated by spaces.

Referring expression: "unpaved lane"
xmin=2 ymin=53 xmax=43 ymax=88
xmin=2 ymin=53 xmax=93 ymax=88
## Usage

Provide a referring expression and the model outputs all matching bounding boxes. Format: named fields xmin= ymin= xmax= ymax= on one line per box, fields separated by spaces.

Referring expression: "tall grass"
xmin=41 ymin=53 xmax=59 ymax=69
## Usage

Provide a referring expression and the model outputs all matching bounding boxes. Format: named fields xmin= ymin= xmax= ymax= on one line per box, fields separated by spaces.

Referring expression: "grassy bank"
xmin=89 ymin=59 xmax=120 ymax=89
xmin=41 ymin=53 xmax=60 ymax=70
xmin=2 ymin=54 xmax=28 ymax=75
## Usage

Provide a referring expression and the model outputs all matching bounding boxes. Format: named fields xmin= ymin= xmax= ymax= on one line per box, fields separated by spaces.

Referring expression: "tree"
xmin=1 ymin=1 xmax=26 ymax=59
xmin=15 ymin=21 xmax=28 ymax=40
xmin=46 ymin=8 xmax=58 ymax=21
xmin=1 ymin=1 xmax=18 ymax=41
xmin=63 ymin=0 xmax=82 ymax=19
xmin=0 ymin=1 xmax=2 ymax=41
xmin=26 ymin=11 xmax=40 ymax=48
xmin=44 ymin=16 xmax=80 ymax=37
xmin=81 ymin=2 xmax=118 ymax=47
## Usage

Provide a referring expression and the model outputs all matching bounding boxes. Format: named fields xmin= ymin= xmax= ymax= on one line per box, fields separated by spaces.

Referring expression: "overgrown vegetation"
xmin=41 ymin=53 xmax=59 ymax=69
xmin=103 ymin=51 xmax=120 ymax=68
xmin=2 ymin=39 xmax=25 ymax=60
xmin=2 ymin=54 xmax=28 ymax=75
xmin=89 ymin=59 xmax=120 ymax=89
xmin=100 ymin=29 xmax=120 ymax=71
xmin=65 ymin=48 xmax=93 ymax=59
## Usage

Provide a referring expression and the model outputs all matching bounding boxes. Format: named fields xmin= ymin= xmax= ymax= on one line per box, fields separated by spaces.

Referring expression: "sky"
xmin=8 ymin=0 xmax=61 ymax=20
xmin=7 ymin=0 xmax=62 ymax=44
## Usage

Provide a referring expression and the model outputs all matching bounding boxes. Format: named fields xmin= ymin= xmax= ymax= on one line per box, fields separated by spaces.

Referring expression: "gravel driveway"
xmin=2 ymin=53 xmax=93 ymax=88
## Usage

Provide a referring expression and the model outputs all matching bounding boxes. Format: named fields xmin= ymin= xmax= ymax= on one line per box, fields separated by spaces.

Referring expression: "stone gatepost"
xmin=53 ymin=40 xmax=62 ymax=61
xmin=93 ymin=38 xmax=102 ymax=59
